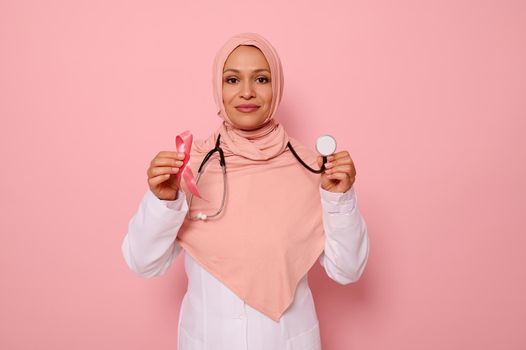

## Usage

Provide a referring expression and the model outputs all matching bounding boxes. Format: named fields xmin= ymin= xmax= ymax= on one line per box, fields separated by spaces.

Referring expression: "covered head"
xmin=212 ymin=32 xmax=284 ymax=127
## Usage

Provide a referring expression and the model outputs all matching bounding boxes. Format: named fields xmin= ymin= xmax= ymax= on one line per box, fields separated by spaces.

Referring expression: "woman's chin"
xmin=232 ymin=120 xmax=268 ymax=131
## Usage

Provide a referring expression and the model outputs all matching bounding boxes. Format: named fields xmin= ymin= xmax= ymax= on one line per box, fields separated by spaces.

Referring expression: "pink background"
xmin=1 ymin=0 xmax=525 ymax=349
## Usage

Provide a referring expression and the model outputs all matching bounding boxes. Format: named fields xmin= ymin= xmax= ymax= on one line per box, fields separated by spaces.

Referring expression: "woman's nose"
xmin=240 ymin=81 xmax=255 ymax=98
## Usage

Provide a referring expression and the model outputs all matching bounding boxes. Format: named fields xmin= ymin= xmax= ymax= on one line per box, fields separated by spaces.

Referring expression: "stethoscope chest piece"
xmin=316 ymin=135 xmax=337 ymax=157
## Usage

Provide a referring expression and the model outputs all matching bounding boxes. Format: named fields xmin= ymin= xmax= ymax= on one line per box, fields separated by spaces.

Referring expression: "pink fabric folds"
xmin=176 ymin=33 xmax=325 ymax=322
xmin=175 ymin=131 xmax=201 ymax=199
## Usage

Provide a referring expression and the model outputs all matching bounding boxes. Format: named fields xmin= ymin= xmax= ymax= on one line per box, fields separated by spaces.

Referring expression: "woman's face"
xmin=222 ymin=45 xmax=273 ymax=130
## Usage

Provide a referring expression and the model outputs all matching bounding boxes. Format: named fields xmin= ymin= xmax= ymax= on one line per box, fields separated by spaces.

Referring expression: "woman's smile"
xmin=235 ymin=104 xmax=260 ymax=113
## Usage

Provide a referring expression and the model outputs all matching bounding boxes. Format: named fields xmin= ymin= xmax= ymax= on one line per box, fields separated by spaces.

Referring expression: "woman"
xmin=122 ymin=33 xmax=369 ymax=350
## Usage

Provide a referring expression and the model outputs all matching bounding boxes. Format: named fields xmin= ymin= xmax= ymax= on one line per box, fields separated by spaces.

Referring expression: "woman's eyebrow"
xmin=223 ymin=68 xmax=271 ymax=74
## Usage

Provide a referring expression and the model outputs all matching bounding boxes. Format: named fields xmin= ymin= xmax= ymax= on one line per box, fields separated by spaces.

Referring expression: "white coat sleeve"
xmin=121 ymin=188 xmax=189 ymax=278
xmin=318 ymin=186 xmax=370 ymax=285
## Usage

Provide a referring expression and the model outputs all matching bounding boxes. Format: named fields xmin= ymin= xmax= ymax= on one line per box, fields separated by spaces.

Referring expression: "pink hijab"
xmin=176 ymin=33 xmax=325 ymax=321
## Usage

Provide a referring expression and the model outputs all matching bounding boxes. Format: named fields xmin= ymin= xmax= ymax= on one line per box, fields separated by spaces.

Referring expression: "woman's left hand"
xmin=317 ymin=151 xmax=356 ymax=193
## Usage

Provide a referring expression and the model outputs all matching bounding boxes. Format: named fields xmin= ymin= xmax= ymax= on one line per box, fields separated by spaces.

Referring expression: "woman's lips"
xmin=235 ymin=104 xmax=260 ymax=113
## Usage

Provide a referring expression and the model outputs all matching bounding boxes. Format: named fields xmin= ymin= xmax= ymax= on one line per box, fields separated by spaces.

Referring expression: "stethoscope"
xmin=187 ymin=134 xmax=337 ymax=221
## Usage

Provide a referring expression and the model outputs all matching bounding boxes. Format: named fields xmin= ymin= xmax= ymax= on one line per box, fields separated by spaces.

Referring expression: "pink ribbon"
xmin=175 ymin=130 xmax=202 ymax=198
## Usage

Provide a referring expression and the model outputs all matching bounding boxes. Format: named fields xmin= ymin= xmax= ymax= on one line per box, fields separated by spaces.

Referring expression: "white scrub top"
xmin=122 ymin=186 xmax=369 ymax=350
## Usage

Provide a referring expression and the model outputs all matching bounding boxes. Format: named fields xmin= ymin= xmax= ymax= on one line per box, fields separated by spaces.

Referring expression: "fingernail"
xmin=175 ymin=161 xmax=183 ymax=166
xmin=325 ymin=162 xmax=332 ymax=168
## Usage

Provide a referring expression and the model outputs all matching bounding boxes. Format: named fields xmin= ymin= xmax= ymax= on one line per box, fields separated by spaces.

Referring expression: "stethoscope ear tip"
xmin=195 ymin=212 xmax=208 ymax=221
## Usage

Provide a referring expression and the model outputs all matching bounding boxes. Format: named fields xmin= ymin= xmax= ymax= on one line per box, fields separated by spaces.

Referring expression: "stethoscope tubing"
xmin=198 ymin=134 xmax=327 ymax=174
xmin=187 ymin=133 xmax=327 ymax=220
xmin=286 ymin=141 xmax=327 ymax=174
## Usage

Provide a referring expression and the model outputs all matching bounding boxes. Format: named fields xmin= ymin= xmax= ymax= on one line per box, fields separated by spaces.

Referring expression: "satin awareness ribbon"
xmin=175 ymin=130 xmax=202 ymax=198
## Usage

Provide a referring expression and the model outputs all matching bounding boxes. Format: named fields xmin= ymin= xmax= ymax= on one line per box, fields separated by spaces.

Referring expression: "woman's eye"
xmin=225 ymin=77 xmax=238 ymax=84
xmin=256 ymin=76 xmax=269 ymax=83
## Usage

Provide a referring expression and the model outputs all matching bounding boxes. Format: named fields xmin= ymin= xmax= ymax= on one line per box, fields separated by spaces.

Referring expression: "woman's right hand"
xmin=147 ymin=151 xmax=186 ymax=200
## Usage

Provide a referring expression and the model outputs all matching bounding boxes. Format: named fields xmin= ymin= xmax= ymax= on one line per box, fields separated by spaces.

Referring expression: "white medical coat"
xmin=122 ymin=186 xmax=369 ymax=350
